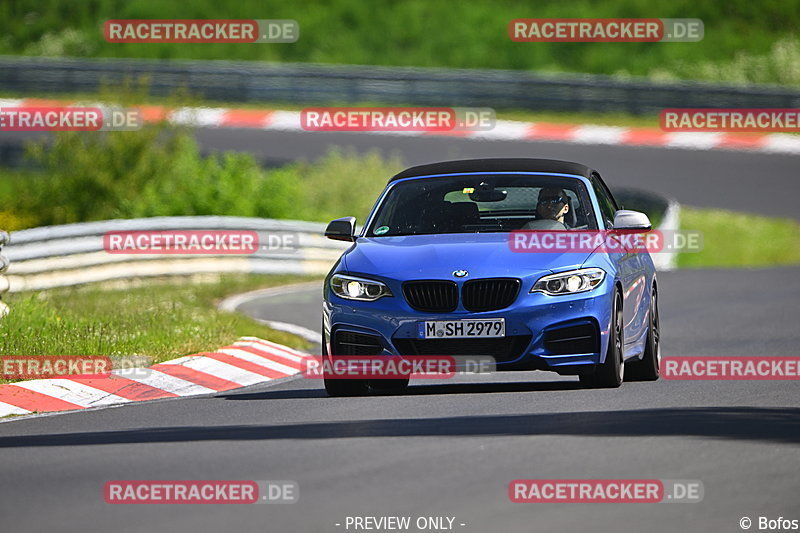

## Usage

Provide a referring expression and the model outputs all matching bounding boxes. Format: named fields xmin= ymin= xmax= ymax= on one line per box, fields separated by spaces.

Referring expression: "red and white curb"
xmin=2 ymin=98 xmax=799 ymax=155
xmin=0 ymin=337 xmax=305 ymax=419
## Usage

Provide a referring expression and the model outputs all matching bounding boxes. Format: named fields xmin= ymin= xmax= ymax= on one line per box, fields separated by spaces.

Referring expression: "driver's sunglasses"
xmin=538 ymin=196 xmax=568 ymax=204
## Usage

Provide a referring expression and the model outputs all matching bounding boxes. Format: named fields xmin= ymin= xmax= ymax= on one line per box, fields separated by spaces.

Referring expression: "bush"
xmin=0 ymin=79 xmax=404 ymax=228
xmin=286 ymin=148 xmax=404 ymax=222
xmin=1 ymin=121 xmax=403 ymax=228
xmin=3 ymin=122 xmax=297 ymax=225
xmin=0 ymin=210 xmax=37 ymax=232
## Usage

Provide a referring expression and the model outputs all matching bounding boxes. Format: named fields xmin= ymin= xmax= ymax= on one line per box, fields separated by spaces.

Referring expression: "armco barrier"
xmin=0 ymin=56 xmax=798 ymax=115
xmin=3 ymin=217 xmax=350 ymax=292
xmin=0 ymin=230 xmax=9 ymax=316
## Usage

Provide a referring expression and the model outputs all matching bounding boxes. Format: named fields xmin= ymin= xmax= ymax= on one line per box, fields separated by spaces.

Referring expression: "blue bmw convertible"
xmin=322 ymin=158 xmax=661 ymax=396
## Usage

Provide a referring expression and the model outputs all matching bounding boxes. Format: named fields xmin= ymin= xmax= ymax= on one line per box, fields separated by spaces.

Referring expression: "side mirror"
xmin=325 ymin=216 xmax=357 ymax=242
xmin=612 ymin=210 xmax=652 ymax=231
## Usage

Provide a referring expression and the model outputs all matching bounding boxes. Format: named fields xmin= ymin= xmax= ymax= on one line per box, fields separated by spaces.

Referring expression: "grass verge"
xmin=2 ymin=0 xmax=799 ymax=86
xmin=678 ymin=207 xmax=800 ymax=268
xmin=0 ymin=273 xmax=322 ymax=384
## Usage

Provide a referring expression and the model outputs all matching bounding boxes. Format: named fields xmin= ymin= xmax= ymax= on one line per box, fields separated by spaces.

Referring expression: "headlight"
xmin=330 ymin=274 xmax=393 ymax=301
xmin=530 ymin=268 xmax=605 ymax=296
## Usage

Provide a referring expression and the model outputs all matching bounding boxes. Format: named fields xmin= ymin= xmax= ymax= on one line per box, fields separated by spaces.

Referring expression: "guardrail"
xmin=1 ymin=56 xmax=798 ymax=115
xmin=4 ymin=217 xmax=349 ymax=292
xmin=0 ymin=230 xmax=9 ymax=316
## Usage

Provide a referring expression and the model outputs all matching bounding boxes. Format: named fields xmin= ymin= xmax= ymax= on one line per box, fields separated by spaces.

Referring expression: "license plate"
xmin=419 ymin=319 xmax=505 ymax=339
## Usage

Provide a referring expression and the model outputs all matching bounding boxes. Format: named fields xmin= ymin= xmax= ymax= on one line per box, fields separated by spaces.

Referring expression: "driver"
xmin=536 ymin=187 xmax=570 ymax=224
xmin=522 ymin=188 xmax=570 ymax=230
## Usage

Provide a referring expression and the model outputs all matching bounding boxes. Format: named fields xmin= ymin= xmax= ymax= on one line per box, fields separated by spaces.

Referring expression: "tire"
xmin=369 ymin=378 xmax=410 ymax=392
xmin=580 ymin=289 xmax=624 ymax=389
xmin=324 ymin=376 xmax=369 ymax=397
xmin=625 ymin=287 xmax=661 ymax=381
xmin=321 ymin=326 xmax=369 ymax=397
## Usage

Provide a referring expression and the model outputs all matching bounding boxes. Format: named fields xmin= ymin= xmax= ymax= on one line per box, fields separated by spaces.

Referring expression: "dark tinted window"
xmin=589 ymin=173 xmax=617 ymax=228
xmin=367 ymin=174 xmax=597 ymax=236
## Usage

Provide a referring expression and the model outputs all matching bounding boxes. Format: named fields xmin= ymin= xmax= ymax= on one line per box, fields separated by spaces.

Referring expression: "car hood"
xmin=342 ymin=233 xmax=593 ymax=279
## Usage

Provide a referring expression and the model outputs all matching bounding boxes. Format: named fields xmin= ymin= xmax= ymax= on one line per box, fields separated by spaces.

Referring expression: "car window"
xmin=367 ymin=174 xmax=598 ymax=236
xmin=593 ymin=173 xmax=620 ymax=210
xmin=589 ymin=173 xmax=617 ymax=228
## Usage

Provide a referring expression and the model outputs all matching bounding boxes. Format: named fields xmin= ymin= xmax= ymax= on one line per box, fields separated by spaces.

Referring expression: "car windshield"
xmin=366 ymin=174 xmax=598 ymax=236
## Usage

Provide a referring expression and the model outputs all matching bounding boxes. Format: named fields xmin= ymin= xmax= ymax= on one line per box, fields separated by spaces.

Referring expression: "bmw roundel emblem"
xmin=453 ymin=270 xmax=468 ymax=278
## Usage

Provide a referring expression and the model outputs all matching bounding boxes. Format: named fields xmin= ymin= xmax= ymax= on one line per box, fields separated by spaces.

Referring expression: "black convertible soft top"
xmin=388 ymin=158 xmax=595 ymax=183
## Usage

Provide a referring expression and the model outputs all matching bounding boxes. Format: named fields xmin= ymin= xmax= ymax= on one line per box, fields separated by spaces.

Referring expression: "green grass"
xmin=2 ymin=0 xmax=799 ymax=86
xmin=0 ymin=274 xmax=321 ymax=383
xmin=677 ymin=207 xmax=800 ymax=268
xmin=495 ymin=109 xmax=660 ymax=129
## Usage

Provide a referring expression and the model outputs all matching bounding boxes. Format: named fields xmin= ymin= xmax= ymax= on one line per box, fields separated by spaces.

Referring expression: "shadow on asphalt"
xmin=1 ymin=407 xmax=799 ymax=447
xmin=216 ymin=380 xmax=584 ymax=400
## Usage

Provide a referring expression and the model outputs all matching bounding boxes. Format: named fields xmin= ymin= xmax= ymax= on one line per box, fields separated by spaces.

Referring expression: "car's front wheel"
xmin=322 ymin=327 xmax=369 ymax=397
xmin=580 ymin=289 xmax=624 ymax=388
xmin=324 ymin=375 xmax=370 ymax=397
xmin=625 ymin=287 xmax=661 ymax=381
xmin=369 ymin=378 xmax=410 ymax=393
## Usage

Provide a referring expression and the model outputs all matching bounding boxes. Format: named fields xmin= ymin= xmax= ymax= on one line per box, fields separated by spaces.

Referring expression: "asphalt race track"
xmin=1 ymin=130 xmax=799 ymax=532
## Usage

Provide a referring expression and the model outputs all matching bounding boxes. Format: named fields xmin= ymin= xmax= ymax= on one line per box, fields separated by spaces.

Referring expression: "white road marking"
xmin=0 ymin=401 xmax=31 ymax=417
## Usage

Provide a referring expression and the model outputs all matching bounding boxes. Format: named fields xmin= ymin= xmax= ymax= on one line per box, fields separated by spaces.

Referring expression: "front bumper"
xmin=323 ymin=278 xmax=615 ymax=374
